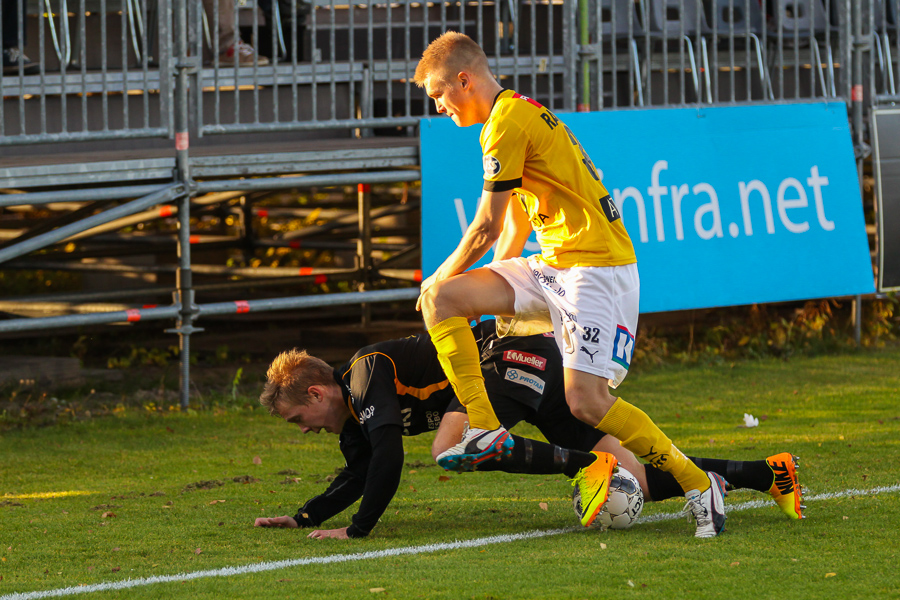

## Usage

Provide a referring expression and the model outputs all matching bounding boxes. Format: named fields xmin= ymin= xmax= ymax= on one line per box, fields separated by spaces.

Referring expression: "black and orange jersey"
xmin=294 ymin=324 xmax=603 ymax=537
xmin=296 ymin=333 xmax=454 ymax=537
xmin=337 ymin=335 xmax=454 ymax=438
xmin=480 ymin=89 xmax=636 ymax=268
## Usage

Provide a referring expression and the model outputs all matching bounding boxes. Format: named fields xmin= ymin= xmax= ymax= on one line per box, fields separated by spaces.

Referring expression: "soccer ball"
xmin=572 ymin=467 xmax=644 ymax=530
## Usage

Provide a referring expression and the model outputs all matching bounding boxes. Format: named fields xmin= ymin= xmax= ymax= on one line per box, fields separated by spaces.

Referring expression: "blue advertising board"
xmin=420 ymin=102 xmax=875 ymax=313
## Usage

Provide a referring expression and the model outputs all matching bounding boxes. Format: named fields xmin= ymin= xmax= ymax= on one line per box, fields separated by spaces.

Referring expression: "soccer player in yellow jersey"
xmin=413 ymin=31 xmax=727 ymax=537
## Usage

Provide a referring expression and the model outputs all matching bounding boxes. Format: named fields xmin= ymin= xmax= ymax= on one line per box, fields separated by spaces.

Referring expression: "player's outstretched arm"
xmin=417 ymin=188 xmax=513 ymax=311
xmin=254 ymin=516 xmax=299 ymax=528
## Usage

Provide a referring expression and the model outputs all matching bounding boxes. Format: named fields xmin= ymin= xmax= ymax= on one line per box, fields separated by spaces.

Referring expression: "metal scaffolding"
xmin=0 ymin=0 xmax=889 ymax=406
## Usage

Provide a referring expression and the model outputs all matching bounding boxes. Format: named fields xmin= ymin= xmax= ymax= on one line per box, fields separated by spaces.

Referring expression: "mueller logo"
xmin=503 ymin=350 xmax=547 ymax=371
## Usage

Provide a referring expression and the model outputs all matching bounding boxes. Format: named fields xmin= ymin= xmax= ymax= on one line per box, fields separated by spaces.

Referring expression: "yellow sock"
xmin=429 ymin=316 xmax=501 ymax=430
xmin=597 ymin=398 xmax=709 ymax=493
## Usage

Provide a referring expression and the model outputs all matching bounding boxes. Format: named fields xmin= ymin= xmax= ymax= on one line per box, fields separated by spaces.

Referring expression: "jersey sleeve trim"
xmin=483 ymin=178 xmax=522 ymax=192
xmin=343 ymin=351 xmax=451 ymax=411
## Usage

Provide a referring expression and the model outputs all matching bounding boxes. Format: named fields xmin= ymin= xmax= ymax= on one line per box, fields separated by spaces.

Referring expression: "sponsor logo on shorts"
xmin=483 ymin=155 xmax=501 ymax=177
xmin=531 ymin=269 xmax=566 ymax=297
xmin=504 ymin=368 xmax=546 ymax=394
xmin=426 ymin=410 xmax=442 ymax=430
xmin=399 ymin=407 xmax=440 ymax=434
xmin=579 ymin=346 xmax=599 ymax=363
xmin=612 ymin=325 xmax=635 ymax=370
xmin=502 ymin=350 xmax=547 ymax=371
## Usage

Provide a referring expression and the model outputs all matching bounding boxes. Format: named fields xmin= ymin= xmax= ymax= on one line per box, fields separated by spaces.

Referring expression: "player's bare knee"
xmin=419 ymin=283 xmax=440 ymax=321
xmin=565 ymin=383 xmax=615 ymax=426
xmin=565 ymin=390 xmax=595 ymax=424
xmin=430 ymin=444 xmax=443 ymax=462
xmin=423 ymin=279 xmax=470 ymax=324
xmin=430 ymin=435 xmax=447 ymax=461
xmin=567 ymin=399 xmax=595 ymax=425
xmin=421 ymin=281 xmax=460 ymax=324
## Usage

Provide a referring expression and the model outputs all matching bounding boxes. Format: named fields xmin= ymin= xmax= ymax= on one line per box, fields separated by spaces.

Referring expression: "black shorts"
xmin=447 ymin=319 xmax=607 ymax=453
xmin=446 ymin=390 xmax=605 ymax=453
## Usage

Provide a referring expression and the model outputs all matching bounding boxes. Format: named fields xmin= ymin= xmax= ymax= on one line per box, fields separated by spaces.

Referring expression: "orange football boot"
xmin=766 ymin=452 xmax=805 ymax=519
xmin=572 ymin=451 xmax=619 ymax=527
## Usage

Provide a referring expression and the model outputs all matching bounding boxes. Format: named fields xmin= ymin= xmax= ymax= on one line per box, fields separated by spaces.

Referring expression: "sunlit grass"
xmin=2 ymin=491 xmax=100 ymax=500
xmin=1 ymin=345 xmax=899 ymax=599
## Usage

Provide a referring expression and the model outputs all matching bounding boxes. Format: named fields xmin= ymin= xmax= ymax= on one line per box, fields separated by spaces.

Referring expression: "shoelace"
xmin=682 ymin=494 xmax=711 ymax=527
xmin=458 ymin=421 xmax=469 ymax=444
xmin=570 ymin=469 xmax=584 ymax=488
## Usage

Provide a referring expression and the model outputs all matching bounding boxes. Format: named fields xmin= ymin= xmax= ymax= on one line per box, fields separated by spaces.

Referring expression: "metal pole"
xmin=197 ymin=288 xmax=420 ymax=318
xmin=0 ymin=186 xmax=183 ymax=265
xmin=171 ymin=0 xmax=200 ymax=410
xmin=193 ymin=170 xmax=421 ymax=194
xmin=357 ymin=183 xmax=372 ymax=326
xmin=578 ymin=0 xmax=590 ymax=111
xmin=240 ymin=194 xmax=255 ymax=265
xmin=0 ymin=185 xmax=171 ymax=208
xmin=851 ymin=0 xmax=867 ymax=347
xmin=0 ymin=288 xmax=420 ymax=333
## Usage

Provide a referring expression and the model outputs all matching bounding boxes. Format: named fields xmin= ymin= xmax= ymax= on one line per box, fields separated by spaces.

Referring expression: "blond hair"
xmin=259 ymin=348 xmax=334 ymax=416
xmin=413 ymin=31 xmax=493 ymax=87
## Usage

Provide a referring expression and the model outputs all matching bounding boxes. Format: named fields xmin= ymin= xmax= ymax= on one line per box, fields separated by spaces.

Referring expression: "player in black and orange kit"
xmin=253 ymin=323 xmax=803 ymax=539
xmin=411 ymin=31 xmax=774 ymax=537
xmin=255 ymin=333 xmax=454 ymax=539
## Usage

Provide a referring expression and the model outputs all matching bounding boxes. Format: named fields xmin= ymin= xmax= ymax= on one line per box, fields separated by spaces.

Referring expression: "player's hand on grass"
xmin=254 ymin=516 xmax=298 ymax=528
xmin=307 ymin=527 xmax=350 ymax=540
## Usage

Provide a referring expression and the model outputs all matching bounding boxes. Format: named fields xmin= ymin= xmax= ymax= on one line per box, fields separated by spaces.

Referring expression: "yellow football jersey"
xmin=480 ymin=89 xmax=636 ymax=268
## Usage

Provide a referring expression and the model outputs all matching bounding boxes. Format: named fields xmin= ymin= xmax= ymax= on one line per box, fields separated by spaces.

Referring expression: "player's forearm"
xmin=434 ymin=189 xmax=512 ymax=279
xmin=295 ymin=469 xmax=365 ymax=526
xmin=348 ymin=424 xmax=405 ymax=537
xmin=435 ymin=223 xmax=500 ymax=280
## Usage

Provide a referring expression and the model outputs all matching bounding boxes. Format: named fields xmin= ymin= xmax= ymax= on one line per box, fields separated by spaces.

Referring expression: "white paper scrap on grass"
xmin=4 ymin=484 xmax=899 ymax=600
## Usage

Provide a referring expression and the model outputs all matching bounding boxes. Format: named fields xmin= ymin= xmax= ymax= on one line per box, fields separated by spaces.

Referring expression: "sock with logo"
xmin=429 ymin=317 xmax=501 ymax=431
xmin=472 ymin=435 xmax=595 ymax=477
xmin=687 ymin=457 xmax=773 ymax=492
xmin=596 ymin=398 xmax=710 ymax=494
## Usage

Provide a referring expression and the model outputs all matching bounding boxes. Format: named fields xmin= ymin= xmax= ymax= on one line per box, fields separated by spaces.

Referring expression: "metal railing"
xmin=4 ymin=1 xmax=894 ymax=142
xmin=1 ymin=0 xmax=172 ymax=144
xmin=0 ymin=0 xmax=889 ymax=407
xmin=193 ymin=0 xmax=575 ymax=135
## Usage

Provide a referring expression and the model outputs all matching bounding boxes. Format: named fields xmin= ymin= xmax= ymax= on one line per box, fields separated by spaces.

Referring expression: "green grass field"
xmin=2 ymin=347 xmax=899 ymax=599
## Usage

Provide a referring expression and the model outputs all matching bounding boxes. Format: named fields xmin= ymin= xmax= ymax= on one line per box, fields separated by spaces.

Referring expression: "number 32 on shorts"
xmin=612 ymin=325 xmax=635 ymax=370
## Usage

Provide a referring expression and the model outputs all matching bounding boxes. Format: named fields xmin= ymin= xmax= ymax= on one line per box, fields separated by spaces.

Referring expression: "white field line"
xmin=4 ymin=483 xmax=899 ymax=600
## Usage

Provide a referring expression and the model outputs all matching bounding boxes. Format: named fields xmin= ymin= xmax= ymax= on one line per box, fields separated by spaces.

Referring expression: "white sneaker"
xmin=683 ymin=472 xmax=727 ymax=538
xmin=216 ymin=40 xmax=270 ymax=67
xmin=2 ymin=47 xmax=39 ymax=74
xmin=435 ymin=424 xmax=514 ymax=472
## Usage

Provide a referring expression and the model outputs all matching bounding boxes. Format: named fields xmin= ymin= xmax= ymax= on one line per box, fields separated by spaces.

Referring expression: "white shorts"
xmin=485 ymin=256 xmax=640 ymax=388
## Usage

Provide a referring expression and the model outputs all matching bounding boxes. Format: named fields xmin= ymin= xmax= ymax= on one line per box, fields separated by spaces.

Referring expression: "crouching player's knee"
xmin=432 ymin=411 xmax=469 ymax=462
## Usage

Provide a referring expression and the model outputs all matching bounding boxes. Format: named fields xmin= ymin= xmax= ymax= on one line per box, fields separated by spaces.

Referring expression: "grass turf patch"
xmin=1 ymin=347 xmax=899 ymax=599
